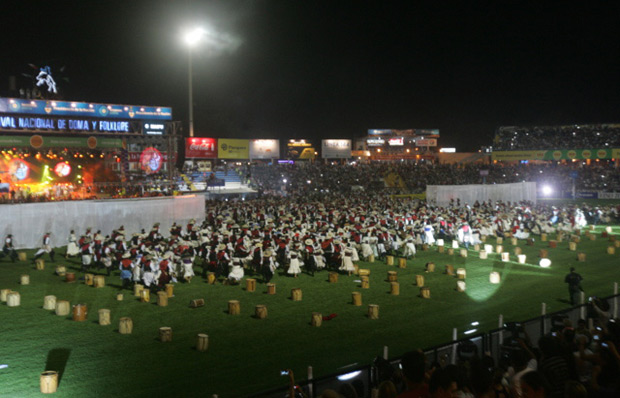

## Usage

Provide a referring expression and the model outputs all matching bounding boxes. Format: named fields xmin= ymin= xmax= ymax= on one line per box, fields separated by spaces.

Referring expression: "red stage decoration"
xmin=140 ymin=147 xmax=163 ymax=174
xmin=54 ymin=162 xmax=72 ymax=177
xmin=9 ymin=159 xmax=30 ymax=181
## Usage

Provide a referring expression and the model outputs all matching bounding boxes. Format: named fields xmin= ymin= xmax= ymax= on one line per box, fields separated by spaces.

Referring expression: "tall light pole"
xmin=184 ymin=27 xmax=206 ymax=138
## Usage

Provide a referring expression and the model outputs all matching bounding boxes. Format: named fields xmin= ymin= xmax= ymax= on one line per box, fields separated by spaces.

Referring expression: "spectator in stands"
xmin=428 ymin=368 xmax=458 ymax=398
xmin=538 ymin=335 xmax=570 ymax=398
xmin=397 ymin=350 xmax=429 ymax=398
xmin=520 ymin=371 xmax=548 ymax=398
xmin=377 ymin=380 xmax=398 ymax=398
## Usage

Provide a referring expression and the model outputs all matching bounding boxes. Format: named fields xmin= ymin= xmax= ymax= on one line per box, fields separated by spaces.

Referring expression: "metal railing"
xmin=250 ymin=291 xmax=619 ymax=398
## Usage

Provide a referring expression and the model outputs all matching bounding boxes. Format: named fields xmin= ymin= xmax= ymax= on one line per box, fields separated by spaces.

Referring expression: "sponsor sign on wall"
xmin=388 ymin=137 xmax=404 ymax=146
xmin=286 ymin=140 xmax=315 ymax=160
xmin=415 ymin=138 xmax=437 ymax=147
xmin=218 ymin=138 xmax=249 ymax=159
xmin=249 ymin=139 xmax=280 ymax=159
xmin=185 ymin=137 xmax=217 ymax=158
xmin=322 ymin=139 xmax=352 ymax=159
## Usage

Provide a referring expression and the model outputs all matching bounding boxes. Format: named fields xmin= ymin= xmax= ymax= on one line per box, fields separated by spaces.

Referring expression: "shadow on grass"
xmin=44 ymin=348 xmax=71 ymax=386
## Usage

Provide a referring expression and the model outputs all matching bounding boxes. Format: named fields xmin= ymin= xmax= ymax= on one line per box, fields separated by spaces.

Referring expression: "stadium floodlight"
xmin=542 ymin=185 xmax=553 ymax=196
xmin=183 ymin=27 xmax=208 ymax=137
xmin=539 ymin=258 xmax=551 ymax=268
xmin=337 ymin=370 xmax=361 ymax=381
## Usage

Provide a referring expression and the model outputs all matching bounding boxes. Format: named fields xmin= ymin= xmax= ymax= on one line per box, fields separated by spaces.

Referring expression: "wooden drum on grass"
xmin=420 ymin=287 xmax=431 ymax=299
xmin=291 ymin=288 xmax=302 ymax=301
xmin=140 ymin=289 xmax=150 ymax=303
xmin=17 ymin=251 xmax=27 ymax=262
xmin=387 ymin=271 xmax=398 ymax=282
xmin=55 ymin=266 xmax=66 ymax=276
xmin=65 ymin=272 xmax=76 ymax=283
xmin=7 ymin=291 xmax=20 ymax=307
xmin=390 ymin=282 xmax=400 ymax=296
xmin=40 ymin=371 xmax=58 ymax=394
xmin=368 ymin=304 xmax=379 ymax=319
xmin=361 ymin=276 xmax=370 ymax=289
xmin=43 ymin=295 xmax=57 ymax=310
xmin=207 ymin=272 xmax=216 ymax=284
xmin=165 ymin=284 xmax=174 ymax=298
xmin=84 ymin=273 xmax=94 ymax=286
xmin=35 ymin=259 xmax=45 ymax=270
xmin=190 ymin=298 xmax=205 ymax=308
xmin=267 ymin=283 xmax=276 ymax=295
xmin=255 ymin=305 xmax=268 ymax=319
xmin=133 ymin=284 xmax=144 ymax=297
xmin=386 ymin=255 xmax=394 ymax=266
xmin=246 ymin=278 xmax=256 ymax=292
xmin=119 ymin=317 xmax=133 ymax=334
xmin=98 ymin=309 xmax=111 ymax=325
xmin=415 ymin=274 xmax=424 ymax=287
xmin=228 ymin=300 xmax=240 ymax=315
xmin=311 ymin=312 xmax=322 ymax=327
xmin=352 ymin=292 xmax=362 ymax=306
xmin=0 ymin=288 xmax=10 ymax=302
xmin=72 ymin=304 xmax=88 ymax=322
xmin=93 ymin=275 xmax=105 ymax=288
xmin=55 ymin=300 xmax=70 ymax=316
xmin=196 ymin=334 xmax=209 ymax=351
xmin=159 ymin=327 xmax=172 ymax=342
xmin=328 ymin=272 xmax=338 ymax=283
xmin=157 ymin=291 xmax=168 ymax=307
xmin=20 ymin=274 xmax=30 ymax=285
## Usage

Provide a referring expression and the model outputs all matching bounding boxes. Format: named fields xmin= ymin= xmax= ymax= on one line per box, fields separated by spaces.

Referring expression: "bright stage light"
xmin=542 ymin=185 xmax=553 ymax=196
xmin=539 ymin=258 xmax=551 ymax=268
xmin=464 ymin=329 xmax=478 ymax=335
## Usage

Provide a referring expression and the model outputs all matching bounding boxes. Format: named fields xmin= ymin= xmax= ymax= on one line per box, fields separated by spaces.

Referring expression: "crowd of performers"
xmin=12 ymin=194 xmax=617 ymax=295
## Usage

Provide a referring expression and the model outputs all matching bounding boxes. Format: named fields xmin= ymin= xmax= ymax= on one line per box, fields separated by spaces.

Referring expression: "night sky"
xmin=2 ymin=1 xmax=619 ymax=151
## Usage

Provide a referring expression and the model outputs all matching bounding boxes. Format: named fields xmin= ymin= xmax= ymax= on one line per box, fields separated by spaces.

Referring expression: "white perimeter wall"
xmin=426 ymin=182 xmax=537 ymax=207
xmin=0 ymin=195 xmax=205 ymax=249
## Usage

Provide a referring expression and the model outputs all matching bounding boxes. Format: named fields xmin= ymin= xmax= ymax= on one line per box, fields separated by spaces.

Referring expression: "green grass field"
xmin=1 ymin=226 xmax=619 ymax=397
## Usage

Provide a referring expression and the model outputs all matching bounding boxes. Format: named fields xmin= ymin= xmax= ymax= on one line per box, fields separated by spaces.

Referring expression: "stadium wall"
xmin=426 ymin=182 xmax=537 ymax=207
xmin=1 ymin=195 xmax=204 ymax=249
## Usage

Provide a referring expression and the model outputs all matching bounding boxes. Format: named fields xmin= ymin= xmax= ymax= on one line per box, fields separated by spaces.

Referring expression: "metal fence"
xmin=251 ymin=291 xmax=619 ymax=398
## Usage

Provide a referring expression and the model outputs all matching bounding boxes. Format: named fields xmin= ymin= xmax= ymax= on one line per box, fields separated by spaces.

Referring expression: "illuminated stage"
xmin=0 ymin=97 xmax=180 ymax=200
